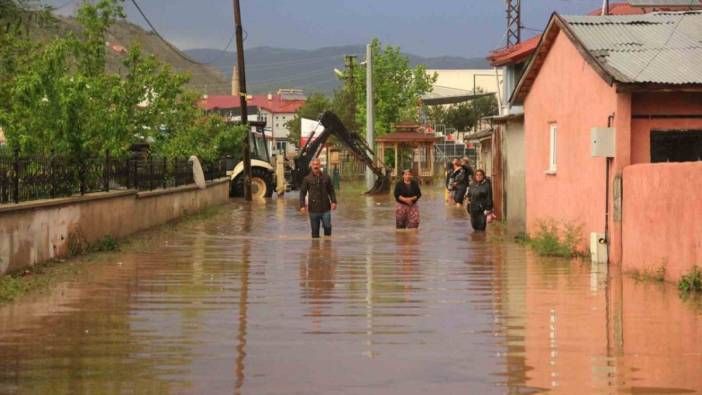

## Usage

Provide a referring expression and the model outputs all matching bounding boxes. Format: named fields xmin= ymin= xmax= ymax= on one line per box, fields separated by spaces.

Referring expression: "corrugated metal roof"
xmin=562 ymin=11 xmax=702 ymax=84
xmin=421 ymin=85 xmax=494 ymax=105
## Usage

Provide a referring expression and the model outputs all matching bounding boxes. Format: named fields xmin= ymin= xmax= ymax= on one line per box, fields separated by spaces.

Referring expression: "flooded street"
xmin=1 ymin=185 xmax=701 ymax=395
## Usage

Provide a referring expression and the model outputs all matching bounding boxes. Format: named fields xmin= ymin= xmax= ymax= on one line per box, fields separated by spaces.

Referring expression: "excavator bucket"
xmin=365 ymin=174 xmax=391 ymax=195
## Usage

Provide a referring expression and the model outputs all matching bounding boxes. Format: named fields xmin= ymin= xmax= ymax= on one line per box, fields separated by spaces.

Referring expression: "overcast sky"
xmin=45 ymin=0 xmax=606 ymax=58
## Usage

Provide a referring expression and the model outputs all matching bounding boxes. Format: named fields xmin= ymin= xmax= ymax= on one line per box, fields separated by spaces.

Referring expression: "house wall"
xmin=523 ymin=31 xmax=619 ymax=249
xmin=501 ymin=118 xmax=526 ymax=232
xmin=0 ymin=179 xmax=230 ymax=275
xmin=630 ymin=92 xmax=702 ymax=164
xmin=622 ymin=162 xmax=702 ymax=281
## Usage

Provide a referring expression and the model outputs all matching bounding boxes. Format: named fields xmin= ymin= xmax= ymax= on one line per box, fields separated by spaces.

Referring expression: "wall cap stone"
xmin=136 ymin=178 xmax=229 ymax=199
xmin=0 ymin=178 xmax=230 ymax=214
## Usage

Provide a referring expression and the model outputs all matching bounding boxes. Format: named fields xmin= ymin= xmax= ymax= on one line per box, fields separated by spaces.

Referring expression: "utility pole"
xmin=601 ymin=0 xmax=610 ymax=15
xmin=365 ymin=43 xmax=374 ymax=191
xmin=506 ymin=0 xmax=521 ymax=47
xmin=344 ymin=55 xmax=357 ymax=127
xmin=233 ymin=0 xmax=252 ymax=201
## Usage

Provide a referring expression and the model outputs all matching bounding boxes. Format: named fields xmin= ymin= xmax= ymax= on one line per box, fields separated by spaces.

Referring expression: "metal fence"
xmin=0 ymin=149 xmax=228 ymax=204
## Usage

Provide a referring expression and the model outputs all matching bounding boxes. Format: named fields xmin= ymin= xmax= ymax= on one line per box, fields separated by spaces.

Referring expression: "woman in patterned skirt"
xmin=394 ymin=169 xmax=422 ymax=229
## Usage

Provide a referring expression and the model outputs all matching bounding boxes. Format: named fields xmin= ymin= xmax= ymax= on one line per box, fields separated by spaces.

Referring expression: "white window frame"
xmin=548 ymin=123 xmax=558 ymax=174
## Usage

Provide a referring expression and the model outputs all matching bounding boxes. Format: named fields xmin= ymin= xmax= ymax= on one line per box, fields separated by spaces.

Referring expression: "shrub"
xmin=631 ymin=265 xmax=666 ymax=283
xmin=527 ymin=219 xmax=583 ymax=258
xmin=90 ymin=236 xmax=119 ymax=252
xmin=678 ymin=266 xmax=702 ymax=294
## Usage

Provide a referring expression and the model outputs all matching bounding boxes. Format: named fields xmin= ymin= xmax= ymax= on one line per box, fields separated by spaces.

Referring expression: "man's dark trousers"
xmin=309 ymin=211 xmax=332 ymax=238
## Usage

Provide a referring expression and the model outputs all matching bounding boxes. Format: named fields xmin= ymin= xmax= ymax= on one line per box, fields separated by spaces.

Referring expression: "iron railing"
xmin=0 ymin=149 xmax=228 ymax=204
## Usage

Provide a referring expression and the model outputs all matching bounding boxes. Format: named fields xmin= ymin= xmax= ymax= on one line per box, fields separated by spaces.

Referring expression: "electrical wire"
xmin=196 ymin=31 xmax=236 ymax=65
xmin=128 ymin=0 xmax=205 ymax=65
xmin=632 ymin=0 xmax=697 ymax=80
xmin=246 ymin=53 xmax=362 ymax=69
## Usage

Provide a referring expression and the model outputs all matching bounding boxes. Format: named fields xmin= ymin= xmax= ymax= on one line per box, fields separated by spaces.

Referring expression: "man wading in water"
xmin=299 ymin=159 xmax=337 ymax=238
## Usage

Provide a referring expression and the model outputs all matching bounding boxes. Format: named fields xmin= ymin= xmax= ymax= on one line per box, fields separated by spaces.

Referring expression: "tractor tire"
xmin=230 ymin=167 xmax=274 ymax=198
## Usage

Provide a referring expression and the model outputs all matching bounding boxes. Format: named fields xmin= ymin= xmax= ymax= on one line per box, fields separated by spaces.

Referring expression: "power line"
xmin=246 ymin=64 xmax=343 ymax=87
xmin=197 ymin=31 xmax=236 ymax=65
xmin=632 ymin=2 xmax=696 ymax=80
xmin=246 ymin=53 xmax=363 ymax=69
xmin=128 ymin=0 xmax=204 ymax=65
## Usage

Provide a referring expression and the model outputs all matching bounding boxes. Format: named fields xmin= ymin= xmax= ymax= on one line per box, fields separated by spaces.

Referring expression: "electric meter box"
xmin=591 ymin=127 xmax=615 ymax=158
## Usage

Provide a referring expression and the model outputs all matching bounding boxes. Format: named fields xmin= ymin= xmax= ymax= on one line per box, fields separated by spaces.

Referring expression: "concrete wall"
xmin=523 ymin=30 xmax=618 ymax=249
xmin=500 ymin=118 xmax=526 ymax=232
xmin=622 ymin=162 xmax=702 ymax=281
xmin=630 ymin=92 xmax=702 ymax=164
xmin=0 ymin=179 xmax=230 ymax=275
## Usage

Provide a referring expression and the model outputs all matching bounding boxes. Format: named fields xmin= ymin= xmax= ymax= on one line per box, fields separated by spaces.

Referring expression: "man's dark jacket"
xmin=299 ymin=172 xmax=337 ymax=213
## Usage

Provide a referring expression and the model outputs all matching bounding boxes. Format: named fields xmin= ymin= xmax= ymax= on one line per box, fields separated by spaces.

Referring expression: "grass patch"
xmin=0 ymin=259 xmax=80 ymax=304
xmin=514 ymin=232 xmax=529 ymax=244
xmin=526 ymin=219 xmax=583 ymax=258
xmin=630 ymin=265 xmax=667 ymax=283
xmin=678 ymin=266 xmax=702 ymax=294
xmin=487 ymin=220 xmax=507 ymax=242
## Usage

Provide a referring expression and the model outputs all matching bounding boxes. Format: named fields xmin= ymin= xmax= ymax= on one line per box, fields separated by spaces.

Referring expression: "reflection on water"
xmin=0 ymin=185 xmax=701 ymax=394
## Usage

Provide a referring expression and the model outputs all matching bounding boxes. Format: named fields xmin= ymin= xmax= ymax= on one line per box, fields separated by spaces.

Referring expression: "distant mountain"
xmin=185 ymin=45 xmax=491 ymax=94
xmin=29 ymin=16 xmax=230 ymax=95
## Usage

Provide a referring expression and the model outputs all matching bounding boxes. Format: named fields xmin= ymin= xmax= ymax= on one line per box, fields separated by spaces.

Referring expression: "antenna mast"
xmin=506 ymin=0 xmax=522 ymax=47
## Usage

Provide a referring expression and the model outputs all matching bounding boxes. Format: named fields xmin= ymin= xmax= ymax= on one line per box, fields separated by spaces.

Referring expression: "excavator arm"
xmin=291 ymin=111 xmax=390 ymax=194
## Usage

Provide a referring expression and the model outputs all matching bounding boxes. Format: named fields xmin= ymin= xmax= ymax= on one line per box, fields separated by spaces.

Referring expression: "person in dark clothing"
xmin=445 ymin=161 xmax=454 ymax=188
xmin=466 ymin=169 xmax=493 ymax=232
xmin=450 ymin=159 xmax=468 ymax=206
xmin=461 ymin=158 xmax=474 ymax=184
xmin=394 ymin=169 xmax=422 ymax=229
xmin=300 ymin=159 xmax=337 ymax=238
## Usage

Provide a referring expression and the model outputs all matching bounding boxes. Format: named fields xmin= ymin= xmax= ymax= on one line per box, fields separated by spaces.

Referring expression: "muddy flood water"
xmin=1 ymin=185 xmax=701 ymax=394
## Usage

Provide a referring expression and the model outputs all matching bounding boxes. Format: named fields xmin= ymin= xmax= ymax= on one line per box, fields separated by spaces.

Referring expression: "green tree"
xmin=0 ymin=0 xmax=240 ymax=161
xmin=0 ymin=0 xmax=50 ymax=33
xmin=442 ymin=93 xmax=498 ymax=132
xmin=284 ymin=92 xmax=331 ymax=145
xmin=425 ymin=105 xmax=448 ymax=128
xmin=352 ymin=38 xmax=437 ymax=136
xmin=331 ymin=86 xmax=357 ymax=132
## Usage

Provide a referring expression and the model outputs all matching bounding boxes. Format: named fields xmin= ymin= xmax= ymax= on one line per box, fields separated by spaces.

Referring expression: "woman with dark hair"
xmin=466 ymin=169 xmax=493 ymax=231
xmin=394 ymin=169 xmax=422 ymax=229
xmin=450 ymin=159 xmax=468 ymax=207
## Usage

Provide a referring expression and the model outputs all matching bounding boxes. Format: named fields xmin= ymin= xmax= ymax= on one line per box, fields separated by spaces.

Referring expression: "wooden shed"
xmin=376 ymin=123 xmax=441 ymax=183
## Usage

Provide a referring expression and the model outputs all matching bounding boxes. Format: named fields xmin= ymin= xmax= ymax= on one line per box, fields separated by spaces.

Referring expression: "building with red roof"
xmin=200 ymin=89 xmax=306 ymax=154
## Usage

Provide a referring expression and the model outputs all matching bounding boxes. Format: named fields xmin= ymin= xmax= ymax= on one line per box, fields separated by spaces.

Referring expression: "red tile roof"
xmin=376 ymin=132 xmax=441 ymax=143
xmin=487 ymin=3 xmax=648 ymax=67
xmin=200 ymin=94 xmax=305 ymax=114
xmin=487 ymin=35 xmax=541 ymax=67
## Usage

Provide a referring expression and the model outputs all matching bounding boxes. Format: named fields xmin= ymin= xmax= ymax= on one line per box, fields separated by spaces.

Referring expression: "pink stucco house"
xmin=511 ymin=11 xmax=702 ymax=279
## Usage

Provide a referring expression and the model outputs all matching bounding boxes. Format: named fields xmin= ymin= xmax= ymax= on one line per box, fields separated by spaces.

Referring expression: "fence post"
xmin=162 ymin=158 xmax=167 ymax=189
xmin=103 ymin=150 xmax=110 ymax=192
xmin=13 ymin=147 xmax=19 ymax=204
xmin=126 ymin=159 xmax=132 ymax=189
xmin=149 ymin=157 xmax=155 ymax=190
xmin=174 ymin=158 xmax=180 ymax=186
xmin=50 ymin=149 xmax=56 ymax=199
xmin=133 ymin=158 xmax=138 ymax=190
xmin=79 ymin=154 xmax=86 ymax=195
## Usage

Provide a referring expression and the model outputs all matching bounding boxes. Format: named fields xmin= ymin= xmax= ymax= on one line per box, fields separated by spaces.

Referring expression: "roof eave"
xmin=510 ymin=13 xmax=616 ymax=105
xmin=615 ymin=82 xmax=702 ymax=93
